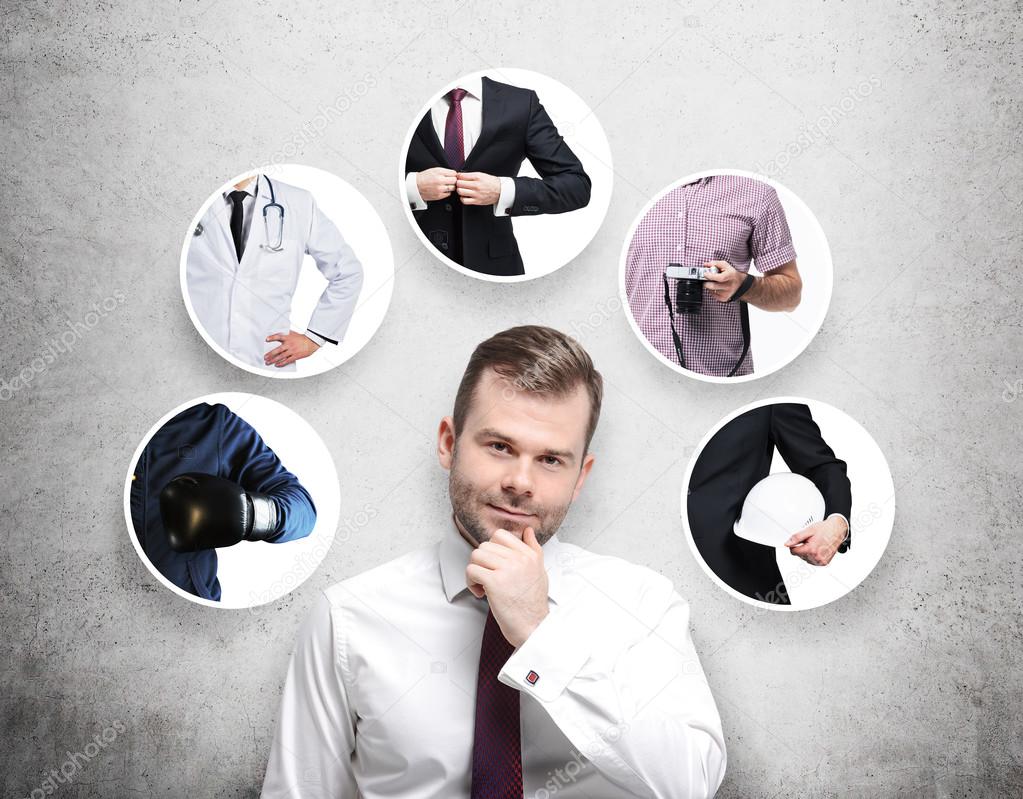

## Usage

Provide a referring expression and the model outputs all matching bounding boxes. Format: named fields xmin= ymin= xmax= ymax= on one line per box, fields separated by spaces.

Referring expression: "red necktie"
xmin=470 ymin=609 xmax=522 ymax=799
xmin=444 ymin=87 xmax=468 ymax=169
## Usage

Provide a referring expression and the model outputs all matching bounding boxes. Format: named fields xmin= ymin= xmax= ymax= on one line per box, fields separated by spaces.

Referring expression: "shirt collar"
xmin=224 ymin=174 xmax=260 ymax=202
xmin=682 ymin=174 xmax=713 ymax=188
xmin=438 ymin=518 xmax=570 ymax=605
xmin=448 ymin=74 xmax=483 ymax=102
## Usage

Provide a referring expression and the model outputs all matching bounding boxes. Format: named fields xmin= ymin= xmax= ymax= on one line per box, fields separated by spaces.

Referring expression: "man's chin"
xmin=454 ymin=503 xmax=557 ymax=546
xmin=482 ymin=504 xmax=538 ymax=535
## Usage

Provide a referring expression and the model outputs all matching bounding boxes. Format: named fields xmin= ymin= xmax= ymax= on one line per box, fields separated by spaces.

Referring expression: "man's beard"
xmin=448 ymin=449 xmax=572 ymax=547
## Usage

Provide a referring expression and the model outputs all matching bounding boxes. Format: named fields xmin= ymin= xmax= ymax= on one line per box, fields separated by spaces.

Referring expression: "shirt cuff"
xmin=406 ymin=172 xmax=427 ymax=211
xmin=827 ymin=512 xmax=851 ymax=551
xmin=753 ymin=244 xmax=797 ymax=272
xmin=497 ymin=603 xmax=590 ymax=703
xmin=305 ymin=329 xmax=334 ymax=347
xmin=493 ymin=177 xmax=516 ymax=217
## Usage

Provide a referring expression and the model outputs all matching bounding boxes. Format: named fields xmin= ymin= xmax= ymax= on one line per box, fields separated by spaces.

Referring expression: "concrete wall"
xmin=2 ymin=1 xmax=1020 ymax=795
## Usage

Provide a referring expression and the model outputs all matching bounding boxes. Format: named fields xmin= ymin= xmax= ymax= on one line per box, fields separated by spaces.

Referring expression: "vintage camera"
xmin=665 ymin=264 xmax=719 ymax=315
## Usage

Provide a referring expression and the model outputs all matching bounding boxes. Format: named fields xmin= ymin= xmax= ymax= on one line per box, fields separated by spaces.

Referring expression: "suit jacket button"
xmin=440 ymin=243 xmax=449 ymax=250
xmin=444 ymin=203 xmax=453 ymax=211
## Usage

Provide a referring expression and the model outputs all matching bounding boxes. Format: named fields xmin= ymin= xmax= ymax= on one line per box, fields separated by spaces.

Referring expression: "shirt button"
xmin=444 ymin=203 xmax=453 ymax=211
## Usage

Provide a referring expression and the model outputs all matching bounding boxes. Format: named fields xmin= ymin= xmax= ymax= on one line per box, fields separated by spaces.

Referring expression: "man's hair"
xmin=453 ymin=325 xmax=604 ymax=453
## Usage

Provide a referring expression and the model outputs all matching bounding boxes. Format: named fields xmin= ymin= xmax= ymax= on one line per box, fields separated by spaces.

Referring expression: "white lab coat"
xmin=186 ymin=175 xmax=364 ymax=371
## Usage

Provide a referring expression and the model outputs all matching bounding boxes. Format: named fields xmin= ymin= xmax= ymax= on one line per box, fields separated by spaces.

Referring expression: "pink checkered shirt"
xmin=625 ymin=175 xmax=797 ymax=377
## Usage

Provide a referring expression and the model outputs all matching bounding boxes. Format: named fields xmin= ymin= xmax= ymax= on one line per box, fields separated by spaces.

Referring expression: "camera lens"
xmin=674 ymin=277 xmax=704 ymax=315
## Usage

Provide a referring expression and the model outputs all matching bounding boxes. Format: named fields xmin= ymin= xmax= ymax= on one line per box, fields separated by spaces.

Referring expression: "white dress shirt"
xmin=405 ymin=74 xmax=516 ymax=216
xmin=262 ymin=524 xmax=726 ymax=798
xmin=222 ymin=177 xmax=258 ymax=251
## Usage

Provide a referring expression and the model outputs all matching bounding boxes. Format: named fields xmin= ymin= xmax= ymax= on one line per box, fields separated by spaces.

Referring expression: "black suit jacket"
xmin=405 ymin=77 xmax=591 ymax=277
xmin=686 ymin=404 xmax=852 ymax=604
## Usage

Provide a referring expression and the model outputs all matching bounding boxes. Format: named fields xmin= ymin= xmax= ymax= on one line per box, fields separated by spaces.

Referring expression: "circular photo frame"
xmin=124 ymin=392 xmax=340 ymax=608
xmin=681 ymin=397 xmax=894 ymax=611
xmin=180 ymin=163 xmax=394 ymax=378
xmin=620 ymin=169 xmax=833 ymax=383
xmin=398 ymin=67 xmax=613 ymax=282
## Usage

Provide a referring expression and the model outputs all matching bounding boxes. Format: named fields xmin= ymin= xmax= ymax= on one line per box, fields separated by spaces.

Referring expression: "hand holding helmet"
xmin=784 ymin=515 xmax=849 ymax=567
xmin=733 ymin=472 xmax=848 ymax=567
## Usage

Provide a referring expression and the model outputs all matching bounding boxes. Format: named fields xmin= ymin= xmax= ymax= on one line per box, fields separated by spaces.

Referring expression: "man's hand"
xmin=784 ymin=515 xmax=849 ymax=566
xmin=455 ymin=172 xmax=502 ymax=206
xmin=466 ymin=527 xmax=549 ymax=648
xmin=417 ymin=167 xmax=458 ymax=202
xmin=264 ymin=331 xmax=320 ymax=368
xmin=701 ymin=260 xmax=746 ymax=303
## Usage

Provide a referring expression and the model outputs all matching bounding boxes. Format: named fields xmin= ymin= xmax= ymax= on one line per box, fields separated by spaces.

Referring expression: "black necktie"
xmin=229 ymin=190 xmax=248 ymax=261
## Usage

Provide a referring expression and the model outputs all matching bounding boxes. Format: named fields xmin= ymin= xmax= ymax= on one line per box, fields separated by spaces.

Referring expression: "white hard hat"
xmin=733 ymin=473 xmax=826 ymax=547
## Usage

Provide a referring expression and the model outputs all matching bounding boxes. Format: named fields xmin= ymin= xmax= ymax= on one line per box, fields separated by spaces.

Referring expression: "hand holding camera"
xmin=700 ymin=261 xmax=747 ymax=303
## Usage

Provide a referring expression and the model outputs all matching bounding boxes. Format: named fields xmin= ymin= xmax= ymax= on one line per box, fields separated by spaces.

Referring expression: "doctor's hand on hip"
xmin=466 ymin=526 xmax=550 ymax=647
xmin=264 ymin=331 xmax=320 ymax=368
xmin=417 ymin=167 xmax=458 ymax=201
xmin=455 ymin=172 xmax=502 ymax=206
xmin=784 ymin=515 xmax=849 ymax=567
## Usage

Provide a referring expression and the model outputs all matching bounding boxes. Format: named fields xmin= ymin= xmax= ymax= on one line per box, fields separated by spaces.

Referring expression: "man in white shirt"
xmin=262 ymin=325 xmax=726 ymax=798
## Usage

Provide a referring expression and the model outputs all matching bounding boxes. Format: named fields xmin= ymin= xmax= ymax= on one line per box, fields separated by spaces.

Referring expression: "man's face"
xmin=439 ymin=369 xmax=595 ymax=546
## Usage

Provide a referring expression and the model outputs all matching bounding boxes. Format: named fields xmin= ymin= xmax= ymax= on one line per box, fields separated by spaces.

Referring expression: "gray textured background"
xmin=3 ymin=1 xmax=1021 ymax=796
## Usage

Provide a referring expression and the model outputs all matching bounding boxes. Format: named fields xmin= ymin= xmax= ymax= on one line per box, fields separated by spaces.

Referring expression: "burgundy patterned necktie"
xmin=470 ymin=608 xmax=522 ymax=799
xmin=444 ymin=87 xmax=468 ymax=169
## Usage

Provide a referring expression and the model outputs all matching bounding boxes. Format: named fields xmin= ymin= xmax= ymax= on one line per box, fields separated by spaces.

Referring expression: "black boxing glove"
xmin=160 ymin=472 xmax=279 ymax=553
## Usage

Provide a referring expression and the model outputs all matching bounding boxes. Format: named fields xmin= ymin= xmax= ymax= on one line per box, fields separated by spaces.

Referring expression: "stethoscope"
xmin=260 ymin=175 xmax=285 ymax=252
xmin=193 ymin=174 xmax=285 ymax=252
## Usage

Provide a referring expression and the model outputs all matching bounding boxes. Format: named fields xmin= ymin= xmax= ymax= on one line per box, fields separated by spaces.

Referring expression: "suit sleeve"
xmin=769 ymin=403 xmax=853 ymax=544
xmin=499 ymin=579 xmax=726 ymax=798
xmin=305 ymin=196 xmax=364 ymax=345
xmin=508 ymin=90 xmax=591 ymax=216
xmin=217 ymin=405 xmax=317 ymax=544
xmin=261 ymin=592 xmax=358 ymax=798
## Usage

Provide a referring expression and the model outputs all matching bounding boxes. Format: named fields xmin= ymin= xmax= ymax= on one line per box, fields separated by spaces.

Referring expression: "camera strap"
xmin=728 ymin=273 xmax=756 ymax=303
xmin=662 ymin=272 xmax=687 ymax=369
xmin=663 ymin=272 xmax=751 ymax=377
xmin=727 ymin=302 xmax=752 ymax=378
